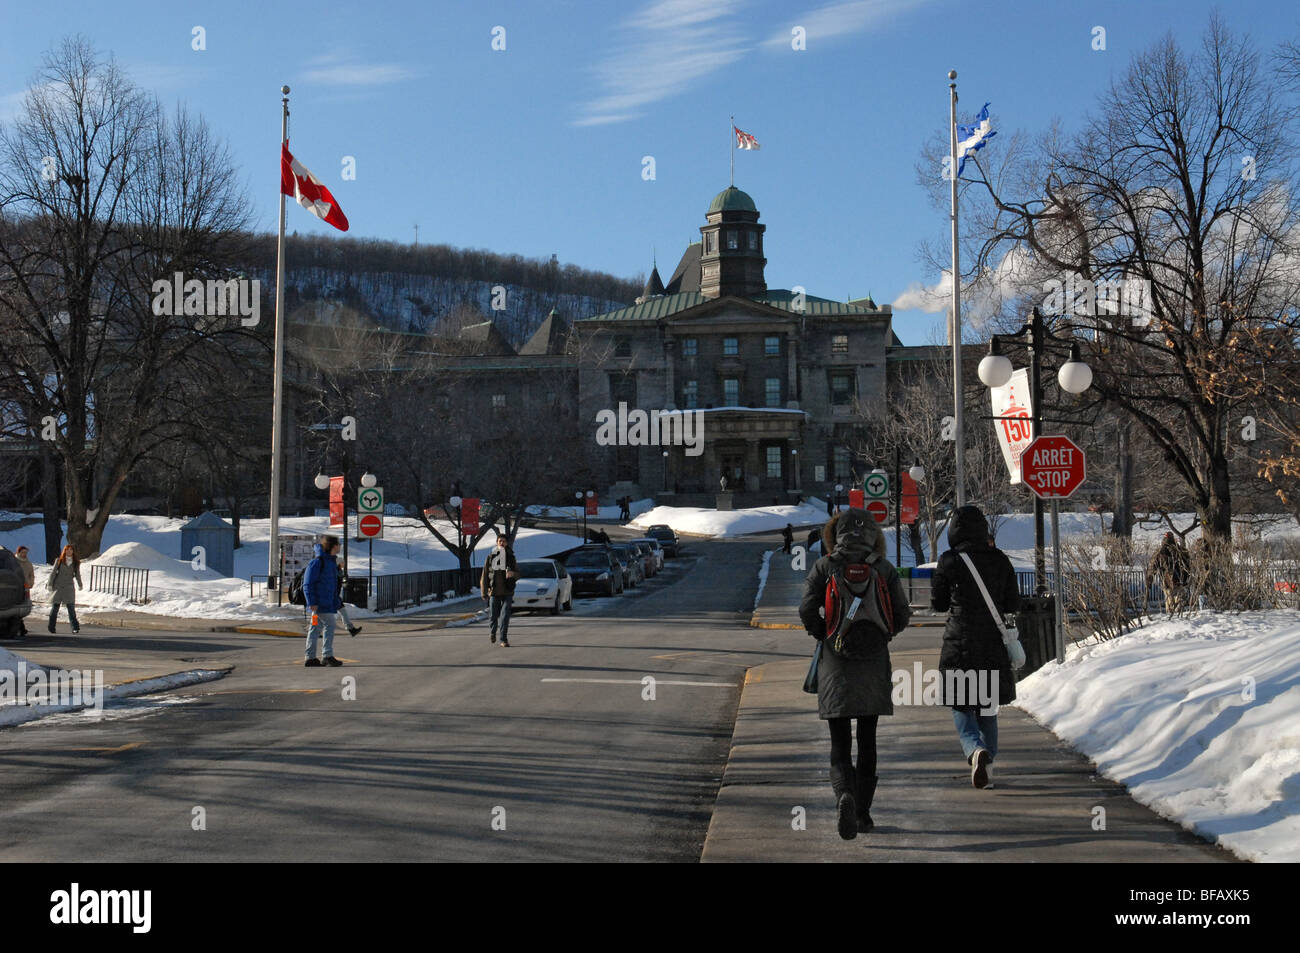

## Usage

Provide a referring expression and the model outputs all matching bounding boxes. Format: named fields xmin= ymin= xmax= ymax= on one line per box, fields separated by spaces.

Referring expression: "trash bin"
xmin=343 ymin=577 xmax=370 ymax=608
xmin=1015 ymin=595 xmax=1055 ymax=676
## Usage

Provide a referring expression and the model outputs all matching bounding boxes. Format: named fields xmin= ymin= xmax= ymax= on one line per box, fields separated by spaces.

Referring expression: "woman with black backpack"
xmin=931 ymin=505 xmax=1024 ymax=789
xmin=799 ymin=508 xmax=911 ymax=840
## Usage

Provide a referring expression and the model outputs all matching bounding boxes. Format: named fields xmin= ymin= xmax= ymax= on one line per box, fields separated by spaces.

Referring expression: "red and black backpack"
xmin=824 ymin=562 xmax=895 ymax=657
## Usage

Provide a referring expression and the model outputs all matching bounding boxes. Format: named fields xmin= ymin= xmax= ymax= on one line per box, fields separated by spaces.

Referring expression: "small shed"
xmin=180 ymin=511 xmax=235 ymax=577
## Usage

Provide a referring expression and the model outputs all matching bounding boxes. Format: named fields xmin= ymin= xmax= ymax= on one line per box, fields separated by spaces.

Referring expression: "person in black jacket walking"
xmin=799 ymin=509 xmax=911 ymax=839
xmin=480 ymin=533 xmax=519 ymax=646
xmin=931 ymin=505 xmax=1021 ymax=789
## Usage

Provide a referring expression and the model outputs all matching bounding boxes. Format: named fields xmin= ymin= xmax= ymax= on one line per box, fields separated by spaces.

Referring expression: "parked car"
xmin=646 ymin=525 xmax=680 ymax=557
xmin=0 ymin=548 xmax=32 ymax=640
xmin=563 ymin=547 xmax=624 ymax=597
xmin=513 ymin=558 xmax=573 ymax=614
xmin=628 ymin=537 xmax=664 ymax=573
xmin=608 ymin=544 xmax=644 ymax=588
xmin=628 ymin=540 xmax=657 ymax=577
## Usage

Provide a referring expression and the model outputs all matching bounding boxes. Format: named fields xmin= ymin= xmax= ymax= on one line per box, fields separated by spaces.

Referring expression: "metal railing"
xmin=373 ymin=568 xmax=477 ymax=612
xmin=88 ymin=564 xmax=150 ymax=604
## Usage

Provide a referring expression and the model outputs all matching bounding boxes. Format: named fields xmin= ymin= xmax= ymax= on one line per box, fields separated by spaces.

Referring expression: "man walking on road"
xmin=303 ymin=535 xmax=344 ymax=668
xmin=782 ymin=524 xmax=794 ymax=554
xmin=480 ymin=533 xmax=519 ymax=647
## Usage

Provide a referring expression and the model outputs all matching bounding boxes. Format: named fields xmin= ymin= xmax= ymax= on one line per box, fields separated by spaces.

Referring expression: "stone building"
xmin=573 ymin=185 xmax=900 ymax=505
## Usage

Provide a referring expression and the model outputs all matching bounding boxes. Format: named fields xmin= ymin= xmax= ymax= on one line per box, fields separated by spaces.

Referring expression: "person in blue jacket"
xmin=303 ymin=535 xmax=343 ymax=667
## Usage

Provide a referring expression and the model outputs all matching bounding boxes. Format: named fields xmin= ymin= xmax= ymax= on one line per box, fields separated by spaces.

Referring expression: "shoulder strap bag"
xmin=958 ymin=553 xmax=1025 ymax=670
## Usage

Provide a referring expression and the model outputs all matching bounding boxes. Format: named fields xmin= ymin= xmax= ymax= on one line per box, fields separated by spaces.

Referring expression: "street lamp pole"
xmin=895 ymin=446 xmax=902 ymax=566
xmin=1029 ymin=309 xmax=1046 ymax=593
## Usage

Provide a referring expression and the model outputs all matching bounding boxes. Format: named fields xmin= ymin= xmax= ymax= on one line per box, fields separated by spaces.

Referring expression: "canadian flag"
xmin=280 ymin=142 xmax=349 ymax=231
xmin=733 ymin=126 xmax=760 ymax=151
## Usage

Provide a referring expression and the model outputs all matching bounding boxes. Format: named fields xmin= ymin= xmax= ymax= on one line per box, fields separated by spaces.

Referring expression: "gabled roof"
xmin=519 ymin=308 xmax=573 ymax=355
xmin=664 ymin=243 xmax=701 ymax=295
xmin=579 ymin=288 xmax=889 ymax=323
xmin=459 ymin=319 xmax=516 ymax=355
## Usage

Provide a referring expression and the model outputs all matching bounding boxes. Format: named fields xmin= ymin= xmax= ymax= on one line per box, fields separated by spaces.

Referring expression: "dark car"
xmin=564 ymin=547 xmax=624 ymax=597
xmin=0 ymin=548 xmax=33 ymax=639
xmin=647 ymin=525 xmax=680 ymax=557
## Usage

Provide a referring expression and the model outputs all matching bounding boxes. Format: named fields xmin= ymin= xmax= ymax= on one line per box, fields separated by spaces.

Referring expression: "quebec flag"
xmin=956 ymin=102 xmax=996 ymax=176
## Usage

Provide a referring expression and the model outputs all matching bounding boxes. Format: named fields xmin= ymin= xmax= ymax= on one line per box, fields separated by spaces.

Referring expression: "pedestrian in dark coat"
xmin=46 ymin=544 xmax=83 ymax=634
xmin=479 ymin=534 xmax=519 ymax=646
xmin=931 ymin=505 xmax=1020 ymax=789
xmin=781 ymin=523 xmax=794 ymax=554
xmin=1147 ymin=532 xmax=1190 ymax=612
xmin=799 ymin=508 xmax=910 ymax=839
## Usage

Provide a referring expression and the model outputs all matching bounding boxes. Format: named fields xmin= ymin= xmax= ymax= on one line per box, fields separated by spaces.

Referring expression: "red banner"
xmin=900 ymin=473 xmax=920 ymax=525
xmin=329 ymin=476 xmax=345 ymax=527
xmin=848 ymin=489 xmax=864 ymax=509
xmin=461 ymin=498 xmax=480 ymax=536
xmin=584 ymin=494 xmax=599 ymax=517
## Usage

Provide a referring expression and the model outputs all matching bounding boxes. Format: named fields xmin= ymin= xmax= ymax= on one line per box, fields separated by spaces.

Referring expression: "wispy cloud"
xmin=301 ymin=54 xmax=420 ymax=87
xmin=760 ymin=0 xmax=936 ymax=50
xmin=575 ymin=0 xmax=749 ymax=127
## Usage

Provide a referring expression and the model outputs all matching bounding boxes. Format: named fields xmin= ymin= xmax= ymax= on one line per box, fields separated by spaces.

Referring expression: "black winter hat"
xmin=947 ymin=505 xmax=990 ymax=549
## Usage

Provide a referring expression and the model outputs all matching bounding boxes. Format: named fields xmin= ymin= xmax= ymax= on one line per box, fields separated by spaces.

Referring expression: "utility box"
xmin=180 ymin=511 xmax=235 ymax=577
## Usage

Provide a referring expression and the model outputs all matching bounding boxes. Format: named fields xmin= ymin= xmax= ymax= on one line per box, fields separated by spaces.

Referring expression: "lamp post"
xmin=662 ymin=450 xmax=669 ymax=493
xmin=791 ymin=448 xmax=799 ymax=496
xmin=834 ymin=483 xmax=844 ymax=514
xmin=573 ymin=491 xmax=582 ymax=539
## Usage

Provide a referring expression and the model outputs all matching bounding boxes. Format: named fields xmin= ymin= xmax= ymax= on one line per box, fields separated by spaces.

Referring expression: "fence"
xmin=88 ymin=564 xmax=150 ymax=604
xmin=901 ymin=567 xmax=1164 ymax=614
xmin=373 ymin=568 xmax=477 ymax=612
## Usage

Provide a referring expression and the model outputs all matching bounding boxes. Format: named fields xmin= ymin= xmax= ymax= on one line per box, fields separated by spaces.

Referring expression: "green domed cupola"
xmin=699 ymin=186 xmax=766 ymax=299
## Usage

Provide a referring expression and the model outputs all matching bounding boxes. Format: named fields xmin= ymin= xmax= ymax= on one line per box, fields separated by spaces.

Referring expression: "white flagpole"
xmin=729 ymin=115 xmax=735 ymax=187
xmin=267 ymin=85 xmax=290 ymax=592
xmin=949 ymin=70 xmax=966 ymax=507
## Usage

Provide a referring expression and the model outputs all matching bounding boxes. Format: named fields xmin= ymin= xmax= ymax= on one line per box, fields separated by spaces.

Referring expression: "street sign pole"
xmin=1051 ymin=499 xmax=1064 ymax=662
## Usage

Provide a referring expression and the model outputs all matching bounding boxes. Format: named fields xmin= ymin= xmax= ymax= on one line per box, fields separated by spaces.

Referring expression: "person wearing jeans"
xmin=479 ymin=533 xmax=518 ymax=647
xmin=931 ymin=505 xmax=1020 ymax=789
xmin=302 ymin=535 xmax=343 ymax=667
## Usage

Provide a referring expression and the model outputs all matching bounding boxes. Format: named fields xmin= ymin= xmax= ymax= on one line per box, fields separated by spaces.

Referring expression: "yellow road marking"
xmin=63 ymin=742 xmax=147 ymax=754
xmin=744 ymin=668 xmax=765 ymax=686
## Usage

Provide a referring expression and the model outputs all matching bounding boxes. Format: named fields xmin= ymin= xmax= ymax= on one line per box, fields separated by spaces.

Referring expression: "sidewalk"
xmin=709 ymin=617 xmax=1237 ymax=861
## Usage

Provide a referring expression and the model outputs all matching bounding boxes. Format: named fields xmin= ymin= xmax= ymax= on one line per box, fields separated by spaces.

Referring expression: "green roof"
xmin=579 ymin=290 xmax=885 ymax=323
xmin=708 ymin=186 xmax=757 ymax=214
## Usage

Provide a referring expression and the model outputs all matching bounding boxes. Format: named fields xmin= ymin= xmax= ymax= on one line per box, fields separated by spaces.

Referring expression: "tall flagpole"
xmin=267 ymin=85 xmax=290 ymax=592
xmin=949 ymin=69 xmax=966 ymax=507
xmin=729 ymin=115 xmax=735 ymax=187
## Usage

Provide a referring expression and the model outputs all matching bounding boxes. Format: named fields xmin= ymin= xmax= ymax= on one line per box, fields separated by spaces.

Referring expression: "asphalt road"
xmin=0 ymin=537 xmax=805 ymax=862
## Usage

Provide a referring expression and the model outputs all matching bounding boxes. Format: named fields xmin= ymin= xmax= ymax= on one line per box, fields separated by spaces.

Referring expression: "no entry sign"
xmin=866 ymin=500 xmax=889 ymax=523
xmin=359 ymin=513 xmax=383 ymax=539
xmin=1019 ymin=434 xmax=1086 ymax=499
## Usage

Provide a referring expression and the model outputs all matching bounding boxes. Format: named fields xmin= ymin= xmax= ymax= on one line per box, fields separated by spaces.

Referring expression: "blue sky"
xmin=2 ymin=0 xmax=1296 ymax=343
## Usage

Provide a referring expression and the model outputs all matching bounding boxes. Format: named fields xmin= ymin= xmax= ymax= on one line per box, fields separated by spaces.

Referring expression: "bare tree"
xmin=0 ymin=37 xmax=252 ymax=556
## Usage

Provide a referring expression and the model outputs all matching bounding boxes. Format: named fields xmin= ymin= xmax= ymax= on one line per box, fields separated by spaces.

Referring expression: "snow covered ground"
xmin=1 ymin=515 xmax=584 ymax=622
xmin=629 ymin=499 xmax=829 ymax=538
xmin=1013 ymin=609 xmax=1300 ymax=863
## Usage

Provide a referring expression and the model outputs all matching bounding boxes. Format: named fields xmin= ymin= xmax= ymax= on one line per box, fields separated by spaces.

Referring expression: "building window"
xmin=766 ymin=446 xmax=782 ymax=478
xmin=832 ymin=333 xmax=849 ymax=354
xmin=615 ymin=338 xmax=631 ymax=358
xmin=723 ymin=378 xmax=739 ymax=405
xmin=726 ymin=231 xmax=738 ymax=250
xmin=682 ymin=337 xmax=698 ymax=357
xmin=830 ymin=371 xmax=854 ymax=405
xmin=764 ymin=336 xmax=780 ymax=356
xmin=683 ymin=380 xmax=698 ymax=409
xmin=705 ymin=233 xmax=715 ymax=253
xmin=765 ymin=377 xmax=781 ymax=407
xmin=723 ymin=337 xmax=738 ymax=356
xmin=491 ymin=394 xmax=506 ymax=409
xmin=748 ymin=231 xmax=758 ymax=250
xmin=833 ymin=447 xmax=852 ymax=481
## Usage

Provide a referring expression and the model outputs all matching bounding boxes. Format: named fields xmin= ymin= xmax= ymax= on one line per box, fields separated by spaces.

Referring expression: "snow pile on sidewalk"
xmin=1013 ymin=609 xmax=1300 ymax=862
xmin=629 ymin=501 xmax=828 ymax=538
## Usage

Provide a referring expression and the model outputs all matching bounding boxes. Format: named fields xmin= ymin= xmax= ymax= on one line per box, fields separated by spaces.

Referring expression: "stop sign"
xmin=866 ymin=500 xmax=889 ymax=523
xmin=359 ymin=513 xmax=383 ymax=538
xmin=1019 ymin=434 xmax=1086 ymax=499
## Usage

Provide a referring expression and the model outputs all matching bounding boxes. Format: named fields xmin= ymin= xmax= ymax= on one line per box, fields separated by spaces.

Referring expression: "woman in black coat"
xmin=931 ymin=505 xmax=1021 ymax=789
xmin=799 ymin=509 xmax=910 ymax=839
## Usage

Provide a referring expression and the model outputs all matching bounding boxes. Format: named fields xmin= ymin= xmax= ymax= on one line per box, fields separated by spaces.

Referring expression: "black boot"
xmin=833 ymin=765 xmax=858 ymax=841
xmin=857 ymin=775 xmax=878 ymax=833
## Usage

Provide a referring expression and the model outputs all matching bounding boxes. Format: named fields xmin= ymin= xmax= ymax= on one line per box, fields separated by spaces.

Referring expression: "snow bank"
xmin=628 ymin=502 xmax=828 ymax=538
xmin=1013 ymin=609 xmax=1300 ymax=862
